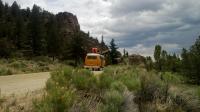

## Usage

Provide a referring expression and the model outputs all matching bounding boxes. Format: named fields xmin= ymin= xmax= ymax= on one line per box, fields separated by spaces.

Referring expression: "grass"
xmin=197 ymin=87 xmax=200 ymax=100
xmin=32 ymin=65 xmax=200 ymax=112
xmin=0 ymin=57 xmax=66 ymax=76
xmin=161 ymin=72 xmax=186 ymax=84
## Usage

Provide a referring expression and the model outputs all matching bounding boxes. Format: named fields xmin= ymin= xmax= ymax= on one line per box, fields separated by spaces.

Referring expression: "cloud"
xmin=4 ymin=0 xmax=200 ymax=57
xmin=106 ymin=0 xmax=200 ymax=56
xmin=110 ymin=0 xmax=164 ymax=17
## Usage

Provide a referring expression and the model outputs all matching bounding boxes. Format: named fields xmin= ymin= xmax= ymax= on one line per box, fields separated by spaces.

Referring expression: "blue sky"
xmin=4 ymin=0 xmax=200 ymax=56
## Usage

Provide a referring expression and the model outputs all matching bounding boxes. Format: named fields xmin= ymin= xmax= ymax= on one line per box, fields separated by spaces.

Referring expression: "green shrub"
xmin=33 ymin=56 xmax=52 ymax=62
xmin=0 ymin=94 xmax=6 ymax=106
xmin=98 ymin=73 xmax=114 ymax=90
xmin=63 ymin=66 xmax=73 ymax=80
xmin=197 ymin=87 xmax=200 ymax=100
xmin=137 ymin=73 xmax=168 ymax=102
xmin=118 ymin=71 xmax=141 ymax=91
xmin=101 ymin=90 xmax=124 ymax=112
xmin=169 ymin=90 xmax=200 ymax=112
xmin=103 ymin=66 xmax=116 ymax=76
xmin=34 ymin=68 xmax=76 ymax=112
xmin=37 ymin=61 xmax=47 ymax=67
xmin=34 ymin=87 xmax=75 ymax=112
xmin=0 ymin=59 xmax=8 ymax=64
xmin=63 ymin=60 xmax=75 ymax=66
xmin=110 ymin=81 xmax=126 ymax=94
xmin=47 ymin=71 xmax=69 ymax=89
xmin=0 ymin=67 xmax=13 ymax=76
xmin=72 ymin=69 xmax=97 ymax=90
xmin=162 ymin=72 xmax=185 ymax=84
xmin=9 ymin=60 xmax=27 ymax=69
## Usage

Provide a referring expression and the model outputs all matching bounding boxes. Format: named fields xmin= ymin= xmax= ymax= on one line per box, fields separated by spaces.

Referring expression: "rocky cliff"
xmin=56 ymin=12 xmax=108 ymax=53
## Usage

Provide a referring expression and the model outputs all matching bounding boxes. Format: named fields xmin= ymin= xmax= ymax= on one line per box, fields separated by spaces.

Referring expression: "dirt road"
xmin=0 ymin=71 xmax=103 ymax=96
xmin=0 ymin=72 xmax=50 ymax=96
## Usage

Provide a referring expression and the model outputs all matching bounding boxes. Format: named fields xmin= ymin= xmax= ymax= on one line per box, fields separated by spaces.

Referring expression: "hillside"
xmin=0 ymin=1 xmax=108 ymax=60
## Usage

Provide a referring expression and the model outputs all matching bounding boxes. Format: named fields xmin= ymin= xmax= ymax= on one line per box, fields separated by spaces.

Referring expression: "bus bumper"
xmin=84 ymin=65 xmax=102 ymax=71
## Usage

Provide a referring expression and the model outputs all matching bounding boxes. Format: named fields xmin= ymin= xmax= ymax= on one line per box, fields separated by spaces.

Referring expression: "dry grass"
xmin=0 ymin=90 xmax=44 ymax=112
xmin=0 ymin=57 xmax=65 ymax=76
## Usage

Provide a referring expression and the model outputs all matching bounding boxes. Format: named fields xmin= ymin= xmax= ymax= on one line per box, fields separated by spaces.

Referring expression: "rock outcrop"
xmin=56 ymin=12 xmax=108 ymax=53
xmin=56 ymin=12 xmax=80 ymax=35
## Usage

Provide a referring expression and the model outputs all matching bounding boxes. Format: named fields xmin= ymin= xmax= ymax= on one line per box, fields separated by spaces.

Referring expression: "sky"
xmin=4 ymin=0 xmax=200 ymax=56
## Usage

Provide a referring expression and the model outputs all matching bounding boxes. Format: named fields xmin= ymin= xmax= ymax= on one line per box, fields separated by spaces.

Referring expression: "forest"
xmin=0 ymin=0 xmax=107 ymax=63
xmin=144 ymin=36 xmax=200 ymax=85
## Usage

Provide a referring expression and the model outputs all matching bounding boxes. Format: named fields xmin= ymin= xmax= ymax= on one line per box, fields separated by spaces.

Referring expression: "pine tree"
xmin=100 ymin=35 xmax=105 ymax=53
xmin=154 ymin=45 xmax=162 ymax=71
xmin=160 ymin=50 xmax=167 ymax=71
xmin=109 ymin=38 xmax=119 ymax=64
xmin=0 ymin=0 xmax=3 ymax=17
xmin=68 ymin=32 xmax=85 ymax=66
xmin=0 ymin=0 xmax=4 ymax=38
xmin=123 ymin=48 xmax=126 ymax=57
xmin=46 ymin=15 xmax=59 ymax=60
xmin=30 ymin=4 xmax=47 ymax=56
xmin=182 ymin=36 xmax=200 ymax=84
xmin=145 ymin=56 xmax=153 ymax=71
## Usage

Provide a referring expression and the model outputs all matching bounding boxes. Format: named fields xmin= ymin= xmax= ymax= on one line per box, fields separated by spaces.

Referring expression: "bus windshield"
xmin=87 ymin=56 xmax=97 ymax=59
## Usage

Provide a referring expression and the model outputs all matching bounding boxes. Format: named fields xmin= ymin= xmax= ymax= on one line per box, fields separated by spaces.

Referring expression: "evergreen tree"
xmin=46 ymin=15 xmax=59 ymax=60
xmin=145 ymin=56 xmax=153 ymax=71
xmin=123 ymin=48 xmax=126 ymax=57
xmin=68 ymin=32 xmax=85 ymax=66
xmin=160 ymin=50 xmax=167 ymax=71
xmin=154 ymin=45 xmax=162 ymax=71
xmin=181 ymin=36 xmax=200 ymax=84
xmin=100 ymin=35 xmax=105 ymax=53
xmin=109 ymin=38 xmax=119 ymax=64
xmin=0 ymin=0 xmax=4 ymax=38
xmin=0 ymin=0 xmax=3 ymax=17
xmin=30 ymin=4 xmax=47 ymax=56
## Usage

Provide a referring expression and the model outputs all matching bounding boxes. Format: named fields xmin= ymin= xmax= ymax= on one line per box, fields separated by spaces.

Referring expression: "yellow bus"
xmin=84 ymin=53 xmax=105 ymax=71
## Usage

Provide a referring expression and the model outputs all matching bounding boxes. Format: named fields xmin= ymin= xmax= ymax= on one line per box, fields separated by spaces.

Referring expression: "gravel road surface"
xmin=0 ymin=72 xmax=50 ymax=96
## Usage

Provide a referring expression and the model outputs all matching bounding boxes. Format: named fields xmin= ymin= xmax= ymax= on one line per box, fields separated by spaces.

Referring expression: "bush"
xmin=34 ymin=67 xmax=76 ymax=112
xmin=110 ymin=81 xmax=126 ymax=94
xmin=0 ymin=67 xmax=13 ymax=76
xmin=101 ymin=90 xmax=124 ymax=112
xmin=49 ymin=66 xmax=73 ymax=87
xmin=169 ymin=90 xmax=200 ymax=112
xmin=33 ymin=56 xmax=52 ymax=62
xmin=0 ymin=94 xmax=6 ymax=106
xmin=98 ymin=73 xmax=114 ymax=90
xmin=162 ymin=72 xmax=185 ymax=84
xmin=197 ymin=87 xmax=200 ymax=100
xmin=137 ymin=73 xmax=168 ymax=102
xmin=119 ymin=72 xmax=141 ymax=91
xmin=34 ymin=87 xmax=76 ymax=112
xmin=72 ymin=69 xmax=97 ymax=90
xmin=63 ymin=60 xmax=76 ymax=66
xmin=9 ymin=60 xmax=27 ymax=69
